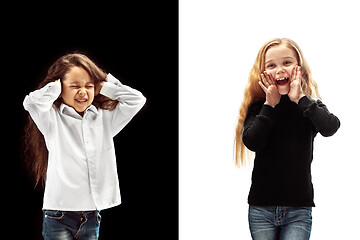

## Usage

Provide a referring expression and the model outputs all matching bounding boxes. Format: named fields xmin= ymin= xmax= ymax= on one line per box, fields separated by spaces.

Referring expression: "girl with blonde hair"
xmin=234 ymin=38 xmax=340 ymax=239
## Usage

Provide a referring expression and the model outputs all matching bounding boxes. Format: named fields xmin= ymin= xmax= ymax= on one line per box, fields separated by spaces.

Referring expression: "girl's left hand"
xmin=288 ymin=65 xmax=305 ymax=104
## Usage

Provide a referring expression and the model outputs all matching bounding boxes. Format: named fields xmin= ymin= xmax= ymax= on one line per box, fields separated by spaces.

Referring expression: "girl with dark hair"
xmin=23 ymin=53 xmax=146 ymax=239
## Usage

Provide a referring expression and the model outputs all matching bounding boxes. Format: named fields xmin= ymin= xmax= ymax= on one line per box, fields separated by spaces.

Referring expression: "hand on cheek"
xmin=258 ymin=72 xmax=281 ymax=108
xmin=288 ymin=66 xmax=305 ymax=104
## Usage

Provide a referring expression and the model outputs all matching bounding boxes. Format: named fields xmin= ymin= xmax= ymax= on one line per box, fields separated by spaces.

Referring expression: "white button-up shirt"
xmin=23 ymin=74 xmax=146 ymax=211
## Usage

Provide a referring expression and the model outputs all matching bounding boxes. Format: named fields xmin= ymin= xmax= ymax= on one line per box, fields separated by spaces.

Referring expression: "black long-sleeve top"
xmin=243 ymin=95 xmax=340 ymax=207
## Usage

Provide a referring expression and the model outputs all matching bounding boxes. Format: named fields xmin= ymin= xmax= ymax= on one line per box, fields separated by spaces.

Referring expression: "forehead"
xmin=63 ymin=66 xmax=93 ymax=83
xmin=265 ymin=44 xmax=297 ymax=62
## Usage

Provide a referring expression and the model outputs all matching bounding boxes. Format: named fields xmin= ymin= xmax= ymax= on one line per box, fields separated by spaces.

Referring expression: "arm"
xmin=242 ymin=102 xmax=276 ymax=152
xmin=243 ymin=72 xmax=280 ymax=151
xmin=99 ymin=73 xmax=146 ymax=136
xmin=298 ymin=96 xmax=340 ymax=137
xmin=23 ymin=80 xmax=61 ymax=134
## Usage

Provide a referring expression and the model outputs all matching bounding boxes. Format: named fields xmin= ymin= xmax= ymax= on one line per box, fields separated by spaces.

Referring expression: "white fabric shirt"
xmin=23 ymin=74 xmax=146 ymax=211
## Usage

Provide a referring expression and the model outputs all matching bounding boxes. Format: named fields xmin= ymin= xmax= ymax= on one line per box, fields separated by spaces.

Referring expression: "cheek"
xmin=286 ymin=65 xmax=297 ymax=74
xmin=87 ymin=90 xmax=95 ymax=101
xmin=61 ymin=89 xmax=76 ymax=101
xmin=277 ymin=81 xmax=291 ymax=95
xmin=265 ymin=70 xmax=276 ymax=78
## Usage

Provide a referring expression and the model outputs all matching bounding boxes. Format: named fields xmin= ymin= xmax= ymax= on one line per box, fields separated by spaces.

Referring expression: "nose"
xmin=276 ymin=67 xmax=285 ymax=76
xmin=78 ymin=88 xmax=86 ymax=96
xmin=276 ymin=67 xmax=285 ymax=75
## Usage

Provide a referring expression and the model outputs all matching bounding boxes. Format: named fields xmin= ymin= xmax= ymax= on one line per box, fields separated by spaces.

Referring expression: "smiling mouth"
xmin=276 ymin=77 xmax=289 ymax=86
xmin=75 ymin=99 xmax=88 ymax=104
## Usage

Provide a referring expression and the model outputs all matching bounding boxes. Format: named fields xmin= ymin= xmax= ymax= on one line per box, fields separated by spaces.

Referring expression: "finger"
xmin=266 ymin=73 xmax=276 ymax=85
xmin=258 ymin=81 xmax=268 ymax=93
xmin=263 ymin=72 xmax=273 ymax=87
xmin=292 ymin=66 xmax=302 ymax=83
xmin=296 ymin=66 xmax=302 ymax=80
xmin=290 ymin=65 xmax=298 ymax=82
xmin=266 ymin=72 xmax=276 ymax=86
xmin=261 ymin=73 xmax=269 ymax=88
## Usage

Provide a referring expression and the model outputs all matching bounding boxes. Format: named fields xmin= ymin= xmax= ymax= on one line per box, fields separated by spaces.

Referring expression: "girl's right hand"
xmin=258 ymin=72 xmax=281 ymax=108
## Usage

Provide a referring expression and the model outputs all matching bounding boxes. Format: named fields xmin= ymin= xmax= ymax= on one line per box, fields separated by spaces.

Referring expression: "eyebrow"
xmin=265 ymin=56 xmax=294 ymax=65
xmin=68 ymin=80 xmax=94 ymax=85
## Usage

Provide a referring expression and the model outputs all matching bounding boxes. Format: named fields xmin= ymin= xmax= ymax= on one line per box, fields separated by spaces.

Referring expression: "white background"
xmin=180 ymin=0 xmax=360 ymax=239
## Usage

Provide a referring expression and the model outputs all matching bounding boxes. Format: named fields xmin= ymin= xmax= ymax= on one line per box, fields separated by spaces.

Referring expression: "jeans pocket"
xmin=96 ymin=211 xmax=101 ymax=225
xmin=44 ymin=210 xmax=65 ymax=220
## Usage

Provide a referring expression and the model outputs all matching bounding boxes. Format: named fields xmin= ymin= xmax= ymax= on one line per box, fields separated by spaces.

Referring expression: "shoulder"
xmin=248 ymin=100 xmax=265 ymax=113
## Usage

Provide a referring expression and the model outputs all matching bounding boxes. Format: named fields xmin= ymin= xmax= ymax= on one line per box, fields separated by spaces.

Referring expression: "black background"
xmin=4 ymin=1 xmax=178 ymax=239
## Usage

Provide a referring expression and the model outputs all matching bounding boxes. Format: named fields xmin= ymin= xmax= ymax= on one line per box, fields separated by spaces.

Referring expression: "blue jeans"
xmin=42 ymin=210 xmax=101 ymax=240
xmin=248 ymin=205 xmax=312 ymax=240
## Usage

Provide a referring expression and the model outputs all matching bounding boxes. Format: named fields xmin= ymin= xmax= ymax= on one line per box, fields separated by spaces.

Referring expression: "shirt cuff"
xmin=28 ymin=80 xmax=61 ymax=100
xmin=259 ymin=104 xmax=276 ymax=120
xmin=298 ymin=96 xmax=313 ymax=112
xmin=99 ymin=74 xmax=122 ymax=99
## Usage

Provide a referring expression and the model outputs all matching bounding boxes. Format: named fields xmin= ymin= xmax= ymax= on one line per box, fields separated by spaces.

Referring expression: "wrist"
xmin=264 ymin=101 xmax=276 ymax=108
xmin=295 ymin=93 xmax=306 ymax=104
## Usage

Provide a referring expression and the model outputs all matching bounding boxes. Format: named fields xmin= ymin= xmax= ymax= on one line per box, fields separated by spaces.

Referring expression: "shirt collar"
xmin=86 ymin=105 xmax=99 ymax=115
xmin=60 ymin=103 xmax=99 ymax=119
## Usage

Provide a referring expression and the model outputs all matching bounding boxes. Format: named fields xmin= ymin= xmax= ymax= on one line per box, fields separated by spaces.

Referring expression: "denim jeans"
xmin=42 ymin=210 xmax=101 ymax=240
xmin=248 ymin=205 xmax=312 ymax=240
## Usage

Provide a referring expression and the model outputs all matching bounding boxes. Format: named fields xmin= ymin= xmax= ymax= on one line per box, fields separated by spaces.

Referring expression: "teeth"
xmin=76 ymin=99 xmax=87 ymax=102
xmin=276 ymin=77 xmax=287 ymax=81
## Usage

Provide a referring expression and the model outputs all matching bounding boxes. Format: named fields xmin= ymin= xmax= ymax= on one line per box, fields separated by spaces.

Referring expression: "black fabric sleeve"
xmin=242 ymin=102 xmax=276 ymax=152
xmin=298 ymin=96 xmax=340 ymax=137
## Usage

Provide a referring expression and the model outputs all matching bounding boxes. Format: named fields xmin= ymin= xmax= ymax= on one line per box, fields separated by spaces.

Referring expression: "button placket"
xmin=82 ymin=116 xmax=99 ymax=208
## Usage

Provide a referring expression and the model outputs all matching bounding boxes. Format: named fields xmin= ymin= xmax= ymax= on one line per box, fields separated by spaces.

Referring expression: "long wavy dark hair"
xmin=24 ymin=53 xmax=118 ymax=187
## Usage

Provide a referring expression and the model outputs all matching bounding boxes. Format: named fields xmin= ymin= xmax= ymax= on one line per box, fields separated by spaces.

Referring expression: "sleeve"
xmin=242 ymin=102 xmax=276 ymax=152
xmin=23 ymin=81 xmax=61 ymax=135
xmin=298 ymin=96 xmax=340 ymax=137
xmin=100 ymin=73 xmax=147 ymax=136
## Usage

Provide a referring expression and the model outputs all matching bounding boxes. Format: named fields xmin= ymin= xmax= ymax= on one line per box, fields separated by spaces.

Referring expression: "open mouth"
xmin=75 ymin=99 xmax=88 ymax=104
xmin=276 ymin=77 xmax=289 ymax=86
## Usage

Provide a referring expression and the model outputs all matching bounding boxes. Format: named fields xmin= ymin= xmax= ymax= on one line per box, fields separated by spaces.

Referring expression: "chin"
xmin=277 ymin=85 xmax=290 ymax=95
xmin=75 ymin=108 xmax=87 ymax=113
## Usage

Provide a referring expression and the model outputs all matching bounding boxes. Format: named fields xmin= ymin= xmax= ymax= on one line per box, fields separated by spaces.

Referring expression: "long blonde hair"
xmin=234 ymin=38 xmax=321 ymax=167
